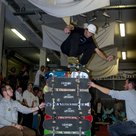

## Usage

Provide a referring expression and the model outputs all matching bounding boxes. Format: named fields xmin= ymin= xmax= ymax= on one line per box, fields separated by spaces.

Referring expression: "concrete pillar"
xmin=60 ymin=52 xmax=67 ymax=66
xmin=39 ymin=48 xmax=47 ymax=67
xmin=0 ymin=1 xmax=6 ymax=77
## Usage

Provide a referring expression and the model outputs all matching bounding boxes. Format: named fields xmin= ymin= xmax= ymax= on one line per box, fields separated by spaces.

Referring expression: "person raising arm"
xmin=88 ymin=78 xmax=136 ymax=136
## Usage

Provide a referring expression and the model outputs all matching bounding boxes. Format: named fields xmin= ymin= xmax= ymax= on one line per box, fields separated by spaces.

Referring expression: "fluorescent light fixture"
xmin=119 ymin=23 xmax=125 ymax=37
xmin=11 ymin=28 xmax=26 ymax=41
xmin=122 ymin=51 xmax=126 ymax=60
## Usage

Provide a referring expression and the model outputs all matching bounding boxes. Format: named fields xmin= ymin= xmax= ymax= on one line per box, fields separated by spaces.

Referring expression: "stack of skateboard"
xmin=43 ymin=72 xmax=93 ymax=136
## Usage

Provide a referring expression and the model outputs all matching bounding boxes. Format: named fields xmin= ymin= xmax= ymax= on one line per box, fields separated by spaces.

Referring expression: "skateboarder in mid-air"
xmin=61 ymin=24 xmax=113 ymax=66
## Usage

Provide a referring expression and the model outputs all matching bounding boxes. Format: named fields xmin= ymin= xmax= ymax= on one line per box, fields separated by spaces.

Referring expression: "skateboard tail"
xmin=45 ymin=114 xmax=52 ymax=120
xmin=84 ymin=115 xmax=93 ymax=122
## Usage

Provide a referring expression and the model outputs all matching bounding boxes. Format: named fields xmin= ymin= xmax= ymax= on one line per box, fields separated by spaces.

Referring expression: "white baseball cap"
xmin=87 ymin=24 xmax=97 ymax=34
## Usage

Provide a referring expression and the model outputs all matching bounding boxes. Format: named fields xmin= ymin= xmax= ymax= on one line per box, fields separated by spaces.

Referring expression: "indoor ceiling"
xmin=2 ymin=0 xmax=136 ymax=71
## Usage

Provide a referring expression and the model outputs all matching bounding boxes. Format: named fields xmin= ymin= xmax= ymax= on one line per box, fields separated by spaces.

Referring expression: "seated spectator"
xmin=15 ymin=86 xmax=23 ymax=103
xmin=34 ymin=65 xmax=45 ymax=88
xmin=0 ymin=85 xmax=45 ymax=136
xmin=22 ymin=83 xmax=34 ymax=128
xmin=15 ymin=86 xmax=23 ymax=124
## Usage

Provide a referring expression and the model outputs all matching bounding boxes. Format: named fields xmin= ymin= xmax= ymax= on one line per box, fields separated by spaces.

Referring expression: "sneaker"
xmin=67 ymin=57 xmax=79 ymax=64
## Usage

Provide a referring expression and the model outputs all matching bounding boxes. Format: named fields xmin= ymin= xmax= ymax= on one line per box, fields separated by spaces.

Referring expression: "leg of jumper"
xmin=61 ymin=34 xmax=71 ymax=56
xmin=79 ymin=44 xmax=93 ymax=65
xmin=61 ymin=32 xmax=80 ymax=57
xmin=0 ymin=126 xmax=23 ymax=136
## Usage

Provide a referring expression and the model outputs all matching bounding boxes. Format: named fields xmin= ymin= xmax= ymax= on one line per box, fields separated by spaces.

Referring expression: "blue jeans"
xmin=32 ymin=114 xmax=38 ymax=130
xmin=108 ymin=121 xmax=136 ymax=136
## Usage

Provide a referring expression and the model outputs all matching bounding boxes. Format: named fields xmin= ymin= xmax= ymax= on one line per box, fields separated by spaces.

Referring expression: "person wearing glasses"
xmin=61 ymin=23 xmax=113 ymax=66
xmin=0 ymin=85 xmax=45 ymax=136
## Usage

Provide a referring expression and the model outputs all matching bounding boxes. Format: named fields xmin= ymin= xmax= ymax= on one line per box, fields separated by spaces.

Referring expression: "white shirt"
xmin=15 ymin=90 xmax=23 ymax=103
xmin=34 ymin=70 xmax=45 ymax=86
xmin=23 ymin=90 xmax=35 ymax=107
xmin=33 ymin=95 xmax=39 ymax=115
xmin=109 ymin=89 xmax=136 ymax=124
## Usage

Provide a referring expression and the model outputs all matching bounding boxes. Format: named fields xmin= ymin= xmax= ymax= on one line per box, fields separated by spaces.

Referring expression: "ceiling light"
xmin=122 ymin=51 xmax=126 ymax=60
xmin=11 ymin=28 xmax=26 ymax=41
xmin=47 ymin=58 xmax=50 ymax=62
xmin=119 ymin=23 xmax=125 ymax=37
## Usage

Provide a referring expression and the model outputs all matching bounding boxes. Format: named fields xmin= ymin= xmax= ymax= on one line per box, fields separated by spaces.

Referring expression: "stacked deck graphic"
xmin=43 ymin=76 xmax=92 ymax=136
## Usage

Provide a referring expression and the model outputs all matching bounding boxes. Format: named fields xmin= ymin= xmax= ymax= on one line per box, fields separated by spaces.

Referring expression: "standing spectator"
xmin=34 ymin=65 xmax=45 ymax=88
xmin=15 ymin=86 xmax=23 ymax=124
xmin=15 ymin=86 xmax=23 ymax=103
xmin=18 ymin=65 xmax=29 ymax=91
xmin=8 ymin=67 xmax=18 ymax=94
xmin=44 ymin=66 xmax=50 ymax=80
xmin=88 ymin=78 xmax=136 ymax=136
xmin=32 ymin=87 xmax=39 ymax=131
xmin=0 ymin=84 xmax=45 ymax=136
xmin=37 ymin=89 xmax=44 ymax=135
xmin=22 ymin=83 xmax=34 ymax=128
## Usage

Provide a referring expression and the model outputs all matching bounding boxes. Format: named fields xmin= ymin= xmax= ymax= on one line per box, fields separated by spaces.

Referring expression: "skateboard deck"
xmin=45 ymin=114 xmax=93 ymax=122
xmin=48 ymin=71 xmax=67 ymax=78
xmin=47 ymin=77 xmax=89 ymax=92
xmin=44 ymin=129 xmax=91 ymax=136
xmin=45 ymin=92 xmax=91 ymax=116
xmin=43 ymin=116 xmax=92 ymax=131
xmin=45 ymin=91 xmax=91 ymax=103
xmin=48 ymin=71 xmax=88 ymax=79
xmin=43 ymin=114 xmax=92 ymax=131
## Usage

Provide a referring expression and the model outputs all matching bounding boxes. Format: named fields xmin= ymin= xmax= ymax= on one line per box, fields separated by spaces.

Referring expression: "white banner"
xmin=91 ymin=58 xmax=119 ymax=79
xmin=28 ymin=0 xmax=110 ymax=17
xmin=95 ymin=22 xmax=115 ymax=48
xmin=42 ymin=22 xmax=115 ymax=51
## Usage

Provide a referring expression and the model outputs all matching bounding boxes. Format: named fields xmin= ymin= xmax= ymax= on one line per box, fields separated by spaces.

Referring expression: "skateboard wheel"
xmin=53 ymin=120 xmax=56 ymax=123
xmin=79 ymin=112 xmax=82 ymax=115
xmin=79 ymin=121 xmax=82 ymax=124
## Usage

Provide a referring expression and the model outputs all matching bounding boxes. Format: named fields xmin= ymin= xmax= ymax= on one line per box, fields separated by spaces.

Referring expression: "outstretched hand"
xmin=39 ymin=102 xmax=45 ymax=109
xmin=106 ymin=55 xmax=114 ymax=61
xmin=64 ymin=26 xmax=71 ymax=34
xmin=64 ymin=25 xmax=74 ymax=34
xmin=88 ymin=81 xmax=96 ymax=88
